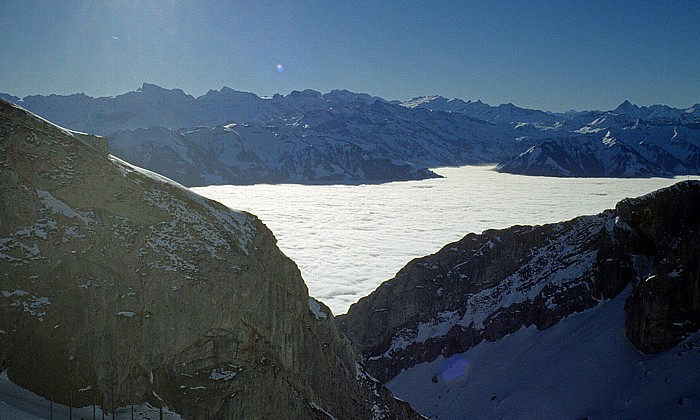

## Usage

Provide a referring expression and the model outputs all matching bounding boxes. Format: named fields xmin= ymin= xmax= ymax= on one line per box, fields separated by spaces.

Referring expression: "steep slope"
xmin=0 ymin=100 xmax=418 ymax=419
xmin=338 ymin=181 xmax=700 ymax=385
xmin=495 ymin=134 xmax=673 ymax=177
xmin=386 ymin=290 xmax=700 ymax=419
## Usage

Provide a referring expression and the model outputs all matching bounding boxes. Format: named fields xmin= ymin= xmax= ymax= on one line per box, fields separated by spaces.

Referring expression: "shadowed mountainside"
xmin=0 ymin=100 xmax=419 ymax=419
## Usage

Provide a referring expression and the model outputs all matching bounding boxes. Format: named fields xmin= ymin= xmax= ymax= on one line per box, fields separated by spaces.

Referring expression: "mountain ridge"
xmin=2 ymin=85 xmax=699 ymax=184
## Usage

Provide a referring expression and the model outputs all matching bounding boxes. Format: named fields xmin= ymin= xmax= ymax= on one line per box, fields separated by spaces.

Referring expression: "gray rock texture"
xmin=0 ymin=100 xmax=419 ymax=419
xmin=338 ymin=181 xmax=700 ymax=383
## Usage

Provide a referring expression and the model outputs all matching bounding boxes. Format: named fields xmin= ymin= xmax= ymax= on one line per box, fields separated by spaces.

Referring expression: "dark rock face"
xmin=338 ymin=181 xmax=700 ymax=383
xmin=618 ymin=182 xmax=700 ymax=353
xmin=0 ymin=100 xmax=419 ymax=419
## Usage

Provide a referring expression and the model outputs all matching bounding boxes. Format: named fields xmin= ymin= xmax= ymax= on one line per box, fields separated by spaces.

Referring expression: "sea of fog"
xmin=193 ymin=166 xmax=699 ymax=315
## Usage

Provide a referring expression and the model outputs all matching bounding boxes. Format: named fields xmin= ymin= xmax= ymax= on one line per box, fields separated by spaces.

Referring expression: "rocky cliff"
xmin=0 ymin=100 xmax=419 ymax=419
xmin=338 ymin=181 xmax=700 ymax=383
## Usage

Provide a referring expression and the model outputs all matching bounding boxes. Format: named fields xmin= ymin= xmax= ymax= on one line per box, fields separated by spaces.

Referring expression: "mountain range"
xmin=1 ymin=94 xmax=699 ymax=418
xmin=2 ymin=84 xmax=699 ymax=185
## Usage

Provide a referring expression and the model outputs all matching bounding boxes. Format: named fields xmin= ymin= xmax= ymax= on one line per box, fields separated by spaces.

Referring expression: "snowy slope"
xmin=107 ymin=97 xmax=536 ymax=186
xmin=387 ymin=289 xmax=700 ymax=420
xmin=0 ymin=371 xmax=183 ymax=420
xmin=496 ymin=134 xmax=672 ymax=177
xmin=497 ymin=109 xmax=700 ymax=177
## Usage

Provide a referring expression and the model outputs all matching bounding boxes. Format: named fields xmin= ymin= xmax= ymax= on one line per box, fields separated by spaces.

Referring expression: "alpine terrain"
xmin=3 ymin=85 xmax=699 ymax=185
xmin=0 ymin=99 xmax=419 ymax=419
xmin=338 ymin=180 xmax=700 ymax=418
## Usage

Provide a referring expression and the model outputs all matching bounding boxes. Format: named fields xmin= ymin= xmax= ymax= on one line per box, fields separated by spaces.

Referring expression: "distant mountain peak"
xmin=614 ymin=99 xmax=639 ymax=113
xmin=138 ymin=82 xmax=165 ymax=92
xmin=288 ymin=89 xmax=322 ymax=98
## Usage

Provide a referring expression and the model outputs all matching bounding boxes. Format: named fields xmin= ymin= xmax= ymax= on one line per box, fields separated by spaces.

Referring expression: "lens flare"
xmin=439 ymin=356 xmax=472 ymax=385
xmin=276 ymin=63 xmax=284 ymax=73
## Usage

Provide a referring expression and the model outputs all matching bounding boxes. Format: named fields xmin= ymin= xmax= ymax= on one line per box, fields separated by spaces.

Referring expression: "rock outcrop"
xmin=618 ymin=183 xmax=700 ymax=353
xmin=338 ymin=181 xmax=700 ymax=383
xmin=0 ymin=100 xmax=419 ymax=419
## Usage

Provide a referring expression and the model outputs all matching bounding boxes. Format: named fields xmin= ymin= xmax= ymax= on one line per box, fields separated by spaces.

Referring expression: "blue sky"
xmin=1 ymin=0 xmax=699 ymax=111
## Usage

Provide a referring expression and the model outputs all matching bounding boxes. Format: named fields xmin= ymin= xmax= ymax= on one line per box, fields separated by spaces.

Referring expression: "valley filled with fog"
xmin=193 ymin=165 xmax=699 ymax=314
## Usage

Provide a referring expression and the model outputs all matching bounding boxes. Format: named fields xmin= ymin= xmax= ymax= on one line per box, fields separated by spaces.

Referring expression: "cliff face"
xmin=0 ymin=100 xmax=418 ymax=419
xmin=338 ymin=181 xmax=700 ymax=383
xmin=617 ymin=183 xmax=700 ymax=353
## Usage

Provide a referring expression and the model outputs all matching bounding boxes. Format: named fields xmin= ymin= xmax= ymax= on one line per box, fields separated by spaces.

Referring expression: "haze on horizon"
xmin=1 ymin=0 xmax=699 ymax=112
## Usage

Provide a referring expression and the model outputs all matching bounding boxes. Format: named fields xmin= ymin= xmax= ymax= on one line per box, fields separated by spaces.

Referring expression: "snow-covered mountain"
xmin=3 ymin=86 xmax=700 ymax=183
xmin=0 ymin=100 xmax=418 ymax=418
xmin=109 ymin=123 xmax=444 ymax=186
xmin=612 ymin=100 xmax=700 ymax=123
xmin=401 ymin=95 xmax=567 ymax=126
xmin=0 ymin=85 xmax=532 ymax=185
xmin=497 ymin=107 xmax=700 ymax=177
xmin=338 ymin=181 xmax=700 ymax=418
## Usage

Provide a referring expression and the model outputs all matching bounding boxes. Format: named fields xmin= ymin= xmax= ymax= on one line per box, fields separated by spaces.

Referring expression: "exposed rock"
xmin=0 ymin=100 xmax=420 ymax=419
xmin=618 ymin=181 xmax=700 ymax=353
xmin=338 ymin=181 xmax=700 ymax=383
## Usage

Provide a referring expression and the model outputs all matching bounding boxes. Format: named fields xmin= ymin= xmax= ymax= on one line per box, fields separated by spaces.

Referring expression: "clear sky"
xmin=1 ymin=0 xmax=699 ymax=112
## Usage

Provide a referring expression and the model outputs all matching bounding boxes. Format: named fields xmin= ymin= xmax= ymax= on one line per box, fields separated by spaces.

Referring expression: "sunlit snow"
xmin=386 ymin=288 xmax=700 ymax=419
xmin=193 ymin=165 xmax=700 ymax=315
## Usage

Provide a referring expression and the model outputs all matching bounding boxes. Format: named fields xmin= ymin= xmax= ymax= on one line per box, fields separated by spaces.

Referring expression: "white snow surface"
xmin=387 ymin=288 xmax=700 ymax=419
xmin=193 ymin=165 xmax=700 ymax=315
xmin=0 ymin=370 xmax=183 ymax=419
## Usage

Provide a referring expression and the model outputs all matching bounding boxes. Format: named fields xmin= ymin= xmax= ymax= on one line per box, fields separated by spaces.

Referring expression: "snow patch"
xmin=36 ymin=190 xmax=93 ymax=225
xmin=309 ymin=401 xmax=337 ymax=420
xmin=308 ymin=298 xmax=327 ymax=320
xmin=208 ymin=367 xmax=237 ymax=381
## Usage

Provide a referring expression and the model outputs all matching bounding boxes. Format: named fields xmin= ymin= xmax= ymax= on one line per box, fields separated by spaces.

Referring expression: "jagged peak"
xmin=135 ymin=83 xmax=192 ymax=100
xmin=614 ymin=100 xmax=639 ymax=113
xmin=287 ymin=89 xmax=322 ymax=98
xmin=323 ymin=89 xmax=386 ymax=104
xmin=137 ymin=82 xmax=166 ymax=93
xmin=200 ymin=86 xmax=261 ymax=100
